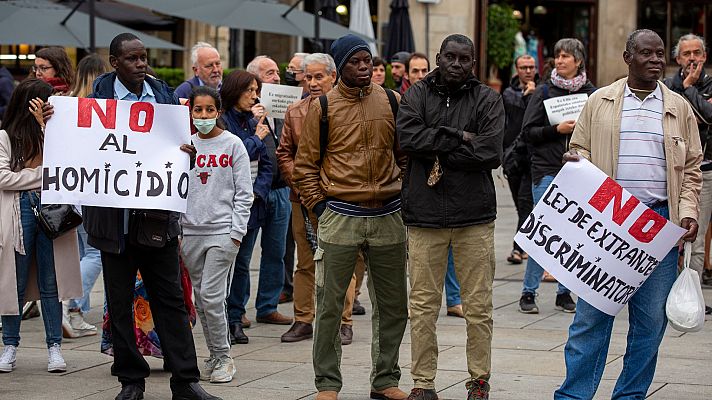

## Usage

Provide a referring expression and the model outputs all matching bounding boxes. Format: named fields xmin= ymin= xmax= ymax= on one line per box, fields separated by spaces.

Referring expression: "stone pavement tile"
xmin=0 ymin=375 xmax=120 ymax=400
xmin=658 ymin=331 xmax=712 ymax=360
xmin=604 ymin=354 xmax=712 ymax=386
xmin=647 ymin=383 xmax=712 ymax=399
xmin=492 ymin=327 xmax=568 ymax=351
xmin=0 ymin=345 xmax=112 ymax=377
xmin=79 ymin=384 xmax=313 ymax=400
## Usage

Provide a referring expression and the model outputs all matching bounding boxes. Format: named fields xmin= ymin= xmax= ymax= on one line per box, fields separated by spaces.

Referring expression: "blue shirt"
xmin=113 ymin=78 xmax=156 ymax=103
xmin=113 ymin=78 xmax=156 ymax=233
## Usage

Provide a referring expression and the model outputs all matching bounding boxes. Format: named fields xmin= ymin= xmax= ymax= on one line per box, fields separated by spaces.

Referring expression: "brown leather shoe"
xmin=281 ymin=321 xmax=313 ymax=342
xmin=339 ymin=324 xmax=353 ymax=345
xmin=279 ymin=291 xmax=293 ymax=304
xmin=446 ymin=304 xmax=464 ymax=318
xmin=316 ymin=390 xmax=338 ymax=400
xmin=370 ymin=386 xmax=408 ymax=400
xmin=241 ymin=314 xmax=251 ymax=329
xmin=255 ymin=311 xmax=293 ymax=325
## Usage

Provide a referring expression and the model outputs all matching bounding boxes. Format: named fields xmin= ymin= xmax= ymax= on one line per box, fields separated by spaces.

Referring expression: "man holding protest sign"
xmin=555 ymin=29 xmax=702 ymax=400
xmin=398 ymin=34 xmax=504 ymax=400
xmin=79 ymin=33 xmax=219 ymax=400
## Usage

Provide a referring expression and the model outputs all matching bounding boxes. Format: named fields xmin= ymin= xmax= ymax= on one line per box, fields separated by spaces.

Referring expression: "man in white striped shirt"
xmin=558 ymin=29 xmax=702 ymax=400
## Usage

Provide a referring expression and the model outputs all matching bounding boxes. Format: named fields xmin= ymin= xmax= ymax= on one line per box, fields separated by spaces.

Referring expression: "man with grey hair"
xmin=175 ymin=42 xmax=223 ymax=99
xmin=557 ymin=29 xmax=702 ymax=399
xmin=664 ymin=34 xmax=712 ymax=310
xmin=286 ymin=52 xmax=310 ymax=95
xmin=276 ymin=53 xmax=359 ymax=345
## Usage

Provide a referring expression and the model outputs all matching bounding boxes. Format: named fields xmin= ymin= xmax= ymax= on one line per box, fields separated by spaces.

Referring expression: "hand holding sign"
xmin=556 ymin=120 xmax=576 ymax=135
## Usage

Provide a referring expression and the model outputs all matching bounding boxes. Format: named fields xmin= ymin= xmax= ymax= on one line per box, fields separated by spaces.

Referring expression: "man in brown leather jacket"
xmin=276 ymin=53 xmax=360 ymax=345
xmin=293 ymin=35 xmax=408 ymax=400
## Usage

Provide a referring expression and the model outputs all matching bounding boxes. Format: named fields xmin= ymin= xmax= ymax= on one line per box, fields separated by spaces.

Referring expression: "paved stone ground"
xmin=1 ymin=183 xmax=711 ymax=399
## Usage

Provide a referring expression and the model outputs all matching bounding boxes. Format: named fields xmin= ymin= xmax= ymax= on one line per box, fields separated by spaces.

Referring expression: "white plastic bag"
xmin=666 ymin=242 xmax=705 ymax=332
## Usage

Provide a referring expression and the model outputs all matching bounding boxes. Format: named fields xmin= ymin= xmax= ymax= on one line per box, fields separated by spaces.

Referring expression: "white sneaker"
xmin=209 ymin=356 xmax=235 ymax=383
xmin=200 ymin=356 xmax=218 ymax=381
xmin=0 ymin=345 xmax=17 ymax=373
xmin=69 ymin=311 xmax=97 ymax=337
xmin=47 ymin=343 xmax=66 ymax=372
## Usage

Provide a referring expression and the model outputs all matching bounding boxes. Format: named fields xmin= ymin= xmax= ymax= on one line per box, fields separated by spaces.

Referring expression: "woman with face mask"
xmin=180 ymin=86 xmax=253 ymax=383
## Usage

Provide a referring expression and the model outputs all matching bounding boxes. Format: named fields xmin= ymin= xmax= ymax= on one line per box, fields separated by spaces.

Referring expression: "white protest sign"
xmin=514 ymin=159 xmax=686 ymax=315
xmin=543 ymin=93 xmax=588 ymax=125
xmin=42 ymin=96 xmax=191 ymax=213
xmin=260 ymin=83 xmax=303 ymax=119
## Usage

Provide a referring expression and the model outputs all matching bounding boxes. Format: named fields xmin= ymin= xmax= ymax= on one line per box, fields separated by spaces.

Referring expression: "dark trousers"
xmin=283 ymin=219 xmax=295 ymax=296
xmin=101 ymin=238 xmax=199 ymax=387
xmin=507 ymin=170 xmax=533 ymax=252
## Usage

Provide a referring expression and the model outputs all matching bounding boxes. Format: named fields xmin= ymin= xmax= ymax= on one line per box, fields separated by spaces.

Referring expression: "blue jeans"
xmin=522 ymin=175 xmax=569 ymax=295
xmin=1 ymin=191 xmax=62 ymax=347
xmin=445 ymin=247 xmax=461 ymax=307
xmin=227 ymin=187 xmax=291 ymax=323
xmin=68 ymin=225 xmax=102 ymax=313
xmin=555 ymin=204 xmax=677 ymax=400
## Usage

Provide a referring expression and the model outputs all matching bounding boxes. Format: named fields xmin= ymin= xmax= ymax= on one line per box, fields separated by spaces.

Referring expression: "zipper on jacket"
xmin=443 ymin=96 xmax=450 ymax=226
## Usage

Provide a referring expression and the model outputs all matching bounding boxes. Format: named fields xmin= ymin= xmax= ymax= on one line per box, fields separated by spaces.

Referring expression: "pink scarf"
xmin=550 ymin=70 xmax=587 ymax=92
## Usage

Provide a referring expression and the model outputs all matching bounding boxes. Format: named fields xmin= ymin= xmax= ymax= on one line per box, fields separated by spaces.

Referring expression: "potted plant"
xmin=486 ymin=2 xmax=519 ymax=92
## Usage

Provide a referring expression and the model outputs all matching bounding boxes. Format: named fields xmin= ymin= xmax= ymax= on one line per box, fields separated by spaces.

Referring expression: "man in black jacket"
xmin=83 ymin=33 xmax=219 ymax=400
xmin=502 ymin=55 xmax=538 ymax=264
xmin=664 ymin=34 xmax=712 ymax=312
xmin=397 ymin=34 xmax=504 ymax=400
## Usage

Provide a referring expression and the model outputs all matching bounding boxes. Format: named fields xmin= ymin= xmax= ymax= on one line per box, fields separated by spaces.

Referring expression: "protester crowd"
xmin=0 ymin=27 xmax=708 ymax=400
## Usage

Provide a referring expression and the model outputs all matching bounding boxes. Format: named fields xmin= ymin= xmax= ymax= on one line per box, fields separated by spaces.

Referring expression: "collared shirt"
xmin=197 ymin=77 xmax=222 ymax=92
xmin=113 ymin=78 xmax=156 ymax=103
xmin=616 ymin=83 xmax=667 ymax=204
xmin=113 ymin=77 xmax=156 ymax=233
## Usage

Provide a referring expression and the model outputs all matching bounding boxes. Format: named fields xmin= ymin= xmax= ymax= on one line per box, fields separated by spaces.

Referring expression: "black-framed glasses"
xmin=32 ymin=65 xmax=54 ymax=73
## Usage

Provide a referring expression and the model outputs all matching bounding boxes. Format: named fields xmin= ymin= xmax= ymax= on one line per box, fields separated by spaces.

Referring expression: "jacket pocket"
xmin=671 ymin=136 xmax=687 ymax=172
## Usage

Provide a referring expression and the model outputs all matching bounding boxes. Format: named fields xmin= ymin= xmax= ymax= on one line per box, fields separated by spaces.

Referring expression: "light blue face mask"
xmin=193 ymin=118 xmax=217 ymax=134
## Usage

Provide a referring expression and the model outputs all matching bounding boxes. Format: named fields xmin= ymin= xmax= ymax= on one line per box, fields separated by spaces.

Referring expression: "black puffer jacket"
xmin=398 ymin=70 xmax=504 ymax=228
xmin=664 ymin=69 xmax=712 ymax=160
xmin=522 ymin=79 xmax=596 ymax=184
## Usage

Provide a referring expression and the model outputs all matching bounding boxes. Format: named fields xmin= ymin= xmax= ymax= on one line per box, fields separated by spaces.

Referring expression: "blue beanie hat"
xmin=330 ymin=34 xmax=371 ymax=75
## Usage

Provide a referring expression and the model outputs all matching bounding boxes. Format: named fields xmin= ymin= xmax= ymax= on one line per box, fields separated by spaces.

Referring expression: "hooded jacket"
xmin=82 ymin=72 xmax=182 ymax=254
xmin=664 ymin=69 xmax=712 ymax=160
xmin=502 ymin=74 xmax=539 ymax=149
xmin=398 ymin=70 xmax=505 ymax=228
xmin=522 ymin=78 xmax=596 ymax=184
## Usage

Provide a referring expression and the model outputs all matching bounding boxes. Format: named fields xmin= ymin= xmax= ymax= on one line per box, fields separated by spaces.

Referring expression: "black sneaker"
xmin=555 ymin=293 xmax=576 ymax=313
xmin=702 ymin=269 xmax=712 ymax=286
xmin=518 ymin=293 xmax=538 ymax=314
xmin=466 ymin=379 xmax=490 ymax=400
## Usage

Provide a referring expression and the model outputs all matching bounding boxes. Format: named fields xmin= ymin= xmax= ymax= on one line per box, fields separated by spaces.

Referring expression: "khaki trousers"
xmin=408 ymin=223 xmax=495 ymax=389
xmin=291 ymin=201 xmax=356 ymax=324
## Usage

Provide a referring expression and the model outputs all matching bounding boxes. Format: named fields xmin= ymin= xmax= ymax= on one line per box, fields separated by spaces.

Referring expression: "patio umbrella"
xmin=349 ymin=0 xmax=378 ymax=56
xmin=385 ymin=0 xmax=415 ymax=60
xmin=117 ymin=0 xmax=374 ymax=42
xmin=0 ymin=0 xmax=182 ymax=50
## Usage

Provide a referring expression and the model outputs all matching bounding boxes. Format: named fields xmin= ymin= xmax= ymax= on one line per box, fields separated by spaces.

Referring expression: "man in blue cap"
xmin=293 ymin=34 xmax=409 ymax=400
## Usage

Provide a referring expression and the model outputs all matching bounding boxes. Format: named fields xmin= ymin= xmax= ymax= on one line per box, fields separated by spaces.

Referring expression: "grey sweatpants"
xmin=182 ymin=234 xmax=240 ymax=358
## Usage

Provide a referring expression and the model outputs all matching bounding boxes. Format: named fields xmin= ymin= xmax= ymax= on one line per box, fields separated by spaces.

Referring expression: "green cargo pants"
xmin=313 ymin=208 xmax=408 ymax=393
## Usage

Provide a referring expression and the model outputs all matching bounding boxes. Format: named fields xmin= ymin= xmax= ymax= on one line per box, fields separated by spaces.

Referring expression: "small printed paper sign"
xmin=514 ymin=159 xmax=686 ymax=316
xmin=543 ymin=93 xmax=589 ymax=125
xmin=260 ymin=83 xmax=303 ymax=119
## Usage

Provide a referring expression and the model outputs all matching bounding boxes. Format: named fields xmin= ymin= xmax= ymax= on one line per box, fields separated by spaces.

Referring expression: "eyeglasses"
xmin=32 ymin=65 xmax=54 ymax=73
xmin=517 ymin=66 xmax=536 ymax=71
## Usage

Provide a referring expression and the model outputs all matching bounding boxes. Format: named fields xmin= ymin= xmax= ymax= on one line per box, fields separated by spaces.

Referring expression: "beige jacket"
xmin=570 ymin=78 xmax=703 ymax=225
xmin=0 ymin=130 xmax=81 ymax=315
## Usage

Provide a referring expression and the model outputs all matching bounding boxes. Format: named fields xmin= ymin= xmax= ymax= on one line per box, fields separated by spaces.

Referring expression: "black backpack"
xmin=317 ymin=88 xmax=399 ymax=162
